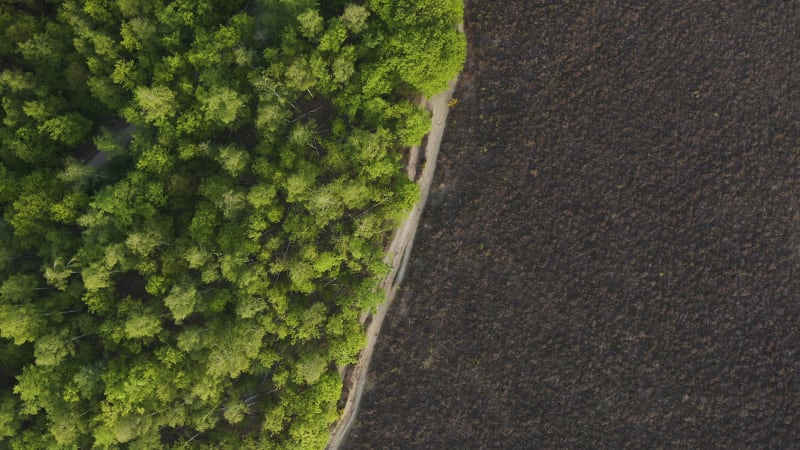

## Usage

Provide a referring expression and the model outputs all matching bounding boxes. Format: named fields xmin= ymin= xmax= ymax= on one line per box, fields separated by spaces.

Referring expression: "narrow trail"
xmin=85 ymin=123 xmax=136 ymax=169
xmin=326 ymin=78 xmax=459 ymax=450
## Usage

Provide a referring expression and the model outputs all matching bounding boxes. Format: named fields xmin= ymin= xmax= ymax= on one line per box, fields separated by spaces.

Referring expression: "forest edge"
xmin=327 ymin=69 xmax=461 ymax=449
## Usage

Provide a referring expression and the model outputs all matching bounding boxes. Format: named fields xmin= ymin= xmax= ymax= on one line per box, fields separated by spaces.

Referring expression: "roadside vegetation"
xmin=0 ymin=0 xmax=464 ymax=447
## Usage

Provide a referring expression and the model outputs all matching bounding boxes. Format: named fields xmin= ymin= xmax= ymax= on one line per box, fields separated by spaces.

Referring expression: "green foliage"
xmin=163 ymin=283 xmax=196 ymax=323
xmin=366 ymin=0 xmax=465 ymax=96
xmin=297 ymin=8 xmax=325 ymax=40
xmin=0 ymin=393 xmax=19 ymax=439
xmin=123 ymin=312 xmax=162 ymax=339
xmin=134 ymin=85 xmax=178 ymax=125
xmin=200 ymin=86 xmax=248 ymax=126
xmin=0 ymin=0 xmax=464 ymax=448
xmin=342 ymin=4 xmax=370 ymax=33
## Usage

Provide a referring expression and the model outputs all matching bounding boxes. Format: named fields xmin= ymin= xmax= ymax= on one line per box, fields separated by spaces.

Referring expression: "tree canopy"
xmin=0 ymin=0 xmax=464 ymax=448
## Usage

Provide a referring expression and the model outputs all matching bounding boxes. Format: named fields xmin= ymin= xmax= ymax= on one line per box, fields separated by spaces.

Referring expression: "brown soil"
xmin=346 ymin=1 xmax=800 ymax=448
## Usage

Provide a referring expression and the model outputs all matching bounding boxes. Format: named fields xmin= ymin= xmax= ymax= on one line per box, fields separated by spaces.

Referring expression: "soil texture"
xmin=347 ymin=1 xmax=800 ymax=448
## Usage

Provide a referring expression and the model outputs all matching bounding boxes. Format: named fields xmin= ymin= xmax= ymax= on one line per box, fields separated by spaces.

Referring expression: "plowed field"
xmin=347 ymin=2 xmax=800 ymax=447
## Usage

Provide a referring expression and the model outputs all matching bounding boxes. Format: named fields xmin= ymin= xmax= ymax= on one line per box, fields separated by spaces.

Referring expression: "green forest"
xmin=0 ymin=0 xmax=464 ymax=447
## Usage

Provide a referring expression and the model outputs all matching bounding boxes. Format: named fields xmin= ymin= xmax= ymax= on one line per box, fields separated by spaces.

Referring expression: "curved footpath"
xmin=326 ymin=78 xmax=460 ymax=450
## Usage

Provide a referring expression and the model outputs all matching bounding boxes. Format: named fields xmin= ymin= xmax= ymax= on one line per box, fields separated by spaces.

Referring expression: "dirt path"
xmin=326 ymin=78 xmax=460 ymax=450
xmin=85 ymin=123 xmax=136 ymax=168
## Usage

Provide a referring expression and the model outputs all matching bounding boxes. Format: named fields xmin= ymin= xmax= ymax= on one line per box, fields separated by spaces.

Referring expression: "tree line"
xmin=0 ymin=0 xmax=464 ymax=447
